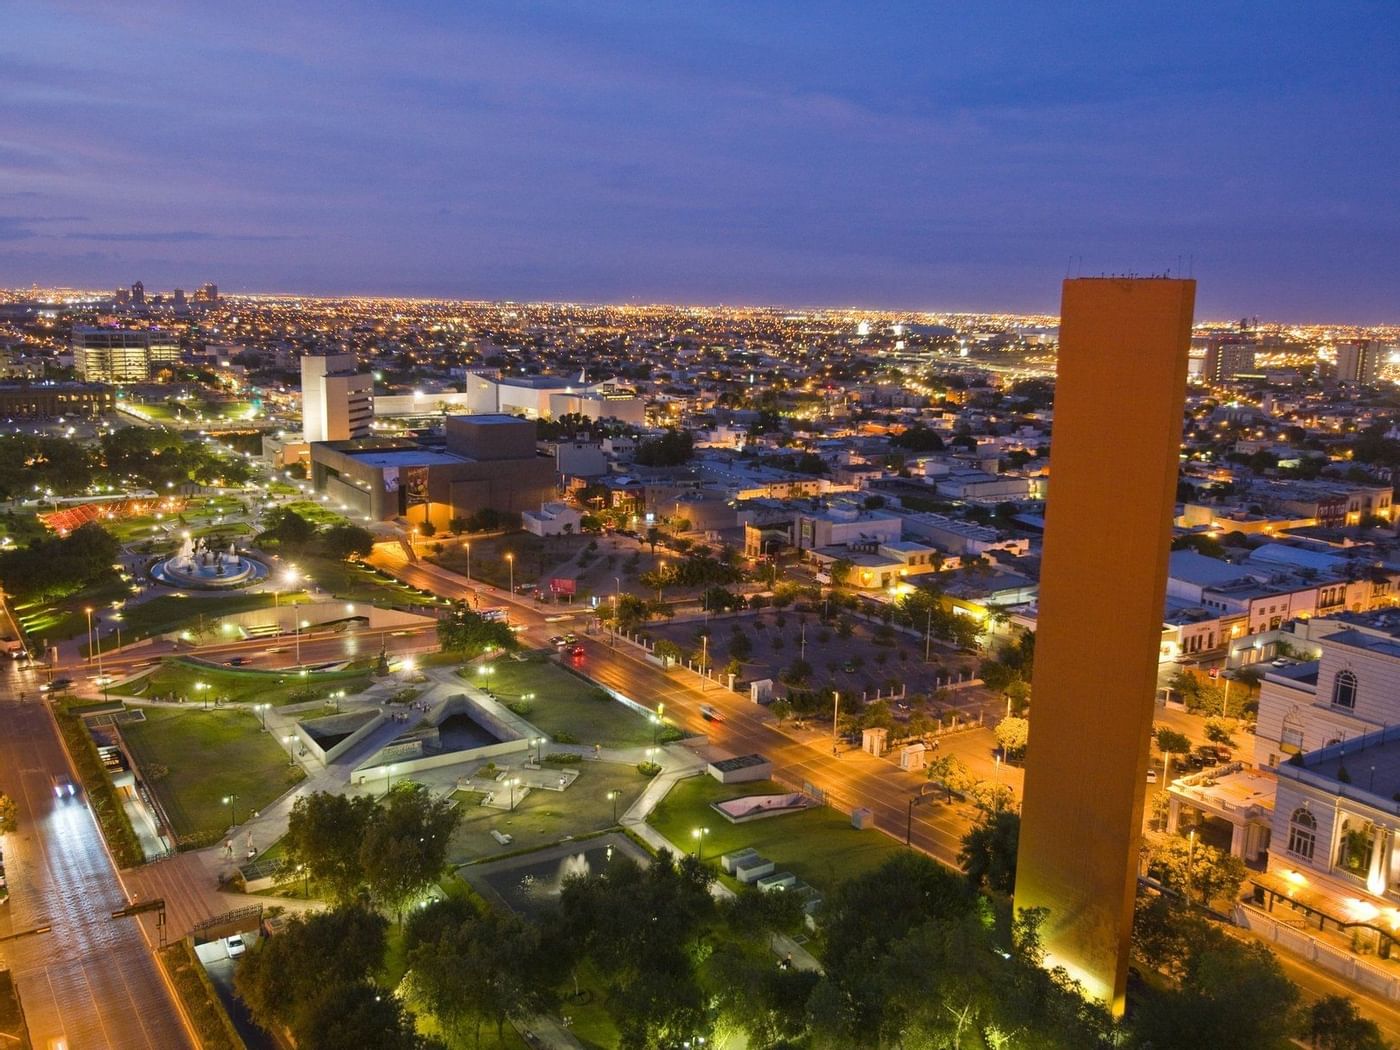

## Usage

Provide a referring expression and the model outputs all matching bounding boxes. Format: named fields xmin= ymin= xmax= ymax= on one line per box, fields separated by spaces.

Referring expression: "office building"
xmin=1014 ymin=278 xmax=1195 ymax=1014
xmin=460 ymin=372 xmax=646 ymax=424
xmin=308 ymin=414 xmax=555 ymax=529
xmin=0 ymin=382 xmax=114 ymax=419
xmin=72 ymin=326 xmax=180 ymax=382
xmin=301 ymin=353 xmax=373 ymax=443
xmin=130 ymin=280 xmax=145 ymax=304
xmin=197 ymin=283 xmax=218 ymax=302
xmin=1202 ymin=337 xmax=1255 ymax=383
xmin=1336 ymin=339 xmax=1382 ymax=386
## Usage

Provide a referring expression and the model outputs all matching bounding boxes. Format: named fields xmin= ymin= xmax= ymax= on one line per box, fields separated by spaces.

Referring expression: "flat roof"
xmin=346 ymin=448 xmax=465 ymax=468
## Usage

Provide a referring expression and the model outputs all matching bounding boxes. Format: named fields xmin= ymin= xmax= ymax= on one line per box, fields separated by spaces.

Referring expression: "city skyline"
xmin=3 ymin=2 xmax=1398 ymax=322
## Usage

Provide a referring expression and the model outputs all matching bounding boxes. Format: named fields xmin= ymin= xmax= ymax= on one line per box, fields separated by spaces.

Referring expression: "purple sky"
xmin=2 ymin=1 xmax=1397 ymax=321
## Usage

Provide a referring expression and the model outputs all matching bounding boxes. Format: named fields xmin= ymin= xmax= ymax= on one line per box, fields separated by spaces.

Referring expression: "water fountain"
xmin=151 ymin=534 xmax=268 ymax=590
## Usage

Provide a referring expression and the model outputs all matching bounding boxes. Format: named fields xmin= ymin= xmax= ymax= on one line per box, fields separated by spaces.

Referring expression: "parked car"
xmin=1146 ymin=768 xmax=1158 ymax=783
xmin=225 ymin=934 xmax=246 ymax=958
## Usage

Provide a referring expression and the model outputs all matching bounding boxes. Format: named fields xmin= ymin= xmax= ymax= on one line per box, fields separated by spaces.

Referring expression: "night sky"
xmin=3 ymin=1 xmax=1397 ymax=321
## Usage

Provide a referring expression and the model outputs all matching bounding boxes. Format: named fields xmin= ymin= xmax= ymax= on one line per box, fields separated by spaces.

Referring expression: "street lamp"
xmin=532 ymin=736 xmax=543 ymax=762
xmin=651 ymin=713 xmax=662 ymax=744
xmin=607 ymin=789 xmax=620 ymax=824
xmin=831 ymin=691 xmax=841 ymax=755
xmin=385 ymin=763 xmax=396 ymax=796
xmin=691 ymin=826 xmax=710 ymax=861
xmin=255 ymin=703 xmax=269 ymax=730
xmin=285 ymin=733 xmax=298 ymax=766
xmin=506 ymin=552 xmax=515 ymax=595
xmin=275 ymin=567 xmax=299 ymax=607
xmin=196 ymin=680 xmax=209 ymax=710
xmin=994 ymin=754 xmax=1003 ymax=813
xmin=295 ymin=619 xmax=310 ymax=665
xmin=463 ymin=540 xmax=471 ymax=581
xmin=222 ymin=793 xmax=239 ymax=828
xmin=508 ymin=776 xmax=520 ymax=811
xmin=1186 ymin=828 xmax=1198 ymax=906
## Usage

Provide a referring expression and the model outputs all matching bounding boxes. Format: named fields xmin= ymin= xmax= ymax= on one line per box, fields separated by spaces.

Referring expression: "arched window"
xmin=1287 ymin=808 xmax=1316 ymax=861
xmin=1333 ymin=670 xmax=1358 ymax=710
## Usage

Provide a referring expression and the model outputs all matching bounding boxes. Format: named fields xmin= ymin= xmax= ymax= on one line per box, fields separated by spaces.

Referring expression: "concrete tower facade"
xmin=1014 ymin=278 xmax=1195 ymax=1014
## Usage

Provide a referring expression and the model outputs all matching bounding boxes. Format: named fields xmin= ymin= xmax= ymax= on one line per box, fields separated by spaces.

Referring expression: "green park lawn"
xmin=13 ymin=576 xmax=131 ymax=645
xmin=281 ymin=500 xmax=350 ymax=529
xmin=113 ymin=657 xmax=371 ymax=707
xmin=648 ymin=775 xmax=909 ymax=894
xmin=446 ymin=762 xmax=645 ymax=865
xmin=121 ymin=706 xmax=305 ymax=847
xmin=299 ymin=556 xmax=447 ymax=609
xmin=470 ymin=656 xmax=657 ymax=749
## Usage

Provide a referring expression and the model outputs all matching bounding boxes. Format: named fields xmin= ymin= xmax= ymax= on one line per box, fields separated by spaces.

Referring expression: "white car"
xmin=1146 ymin=768 xmax=1158 ymax=784
xmin=51 ymin=774 xmax=76 ymax=799
xmin=226 ymin=934 xmax=246 ymax=958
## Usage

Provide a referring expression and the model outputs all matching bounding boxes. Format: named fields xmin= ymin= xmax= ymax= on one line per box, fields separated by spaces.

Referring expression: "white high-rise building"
xmin=301 ymin=353 xmax=373 ymax=442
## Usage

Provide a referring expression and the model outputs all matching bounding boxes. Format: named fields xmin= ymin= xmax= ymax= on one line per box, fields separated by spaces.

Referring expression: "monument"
xmin=1013 ymin=277 xmax=1195 ymax=1014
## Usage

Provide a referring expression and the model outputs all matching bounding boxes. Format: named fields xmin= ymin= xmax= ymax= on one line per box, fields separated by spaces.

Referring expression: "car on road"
xmin=51 ymin=774 xmax=76 ymax=800
xmin=569 ymin=644 xmax=586 ymax=659
xmin=225 ymin=934 xmax=246 ymax=958
xmin=49 ymin=677 xmax=72 ymax=690
xmin=563 ymin=633 xmax=578 ymax=644
xmin=700 ymin=704 xmax=724 ymax=722
xmin=266 ymin=647 xmax=286 ymax=654
xmin=548 ymin=635 xmax=565 ymax=647
xmin=225 ymin=657 xmax=248 ymax=666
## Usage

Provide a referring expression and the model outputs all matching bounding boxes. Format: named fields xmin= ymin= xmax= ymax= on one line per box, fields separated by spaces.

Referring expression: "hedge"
xmin=52 ymin=698 xmax=145 ymax=868
xmin=159 ymin=941 xmax=246 ymax=1050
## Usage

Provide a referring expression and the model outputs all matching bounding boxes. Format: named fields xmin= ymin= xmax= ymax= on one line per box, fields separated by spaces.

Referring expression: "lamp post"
xmin=255 ymin=703 xmax=269 ymax=731
xmin=508 ymin=776 xmax=520 ymax=811
xmin=222 ymin=793 xmax=239 ymax=828
xmin=506 ymin=552 xmax=515 ymax=596
xmin=463 ymin=541 xmax=471 ymax=582
xmin=384 ymin=763 xmax=396 ymax=796
xmin=700 ymin=635 xmax=709 ymax=689
xmin=994 ymin=754 xmax=1003 ymax=813
xmin=84 ymin=606 xmax=94 ymax=665
xmin=285 ymin=733 xmax=298 ymax=766
xmin=831 ymin=691 xmax=841 ymax=755
xmin=196 ymin=680 xmax=208 ymax=710
xmin=656 ymin=561 xmax=665 ymax=602
xmin=275 ymin=566 xmax=299 ymax=607
xmin=692 ymin=826 xmax=710 ymax=861
xmin=607 ymin=789 xmax=620 ymax=824
xmin=295 ymin=619 xmax=309 ymax=666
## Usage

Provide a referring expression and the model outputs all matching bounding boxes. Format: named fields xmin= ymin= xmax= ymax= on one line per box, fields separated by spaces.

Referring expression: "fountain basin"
xmin=151 ymin=536 xmax=268 ymax=590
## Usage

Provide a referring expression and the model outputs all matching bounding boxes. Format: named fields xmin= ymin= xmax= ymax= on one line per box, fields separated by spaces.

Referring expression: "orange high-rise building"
xmin=1014 ymin=277 xmax=1195 ymax=1014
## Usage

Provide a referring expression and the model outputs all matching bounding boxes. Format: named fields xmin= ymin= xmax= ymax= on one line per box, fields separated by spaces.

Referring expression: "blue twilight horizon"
xmin=1 ymin=1 xmax=1397 ymax=323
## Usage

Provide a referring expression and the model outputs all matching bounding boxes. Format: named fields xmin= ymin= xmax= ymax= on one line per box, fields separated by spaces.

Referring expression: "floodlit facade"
xmin=1014 ymin=277 xmax=1195 ymax=1014
xmin=72 ymin=326 xmax=179 ymax=382
xmin=301 ymin=352 xmax=373 ymax=443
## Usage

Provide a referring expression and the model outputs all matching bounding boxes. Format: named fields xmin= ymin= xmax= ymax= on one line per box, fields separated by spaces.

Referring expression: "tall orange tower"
xmin=1013 ymin=277 xmax=1195 ymax=1015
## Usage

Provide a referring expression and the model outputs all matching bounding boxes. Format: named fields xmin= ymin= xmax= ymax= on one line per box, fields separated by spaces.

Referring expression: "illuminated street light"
xmin=691 ymin=826 xmax=710 ymax=861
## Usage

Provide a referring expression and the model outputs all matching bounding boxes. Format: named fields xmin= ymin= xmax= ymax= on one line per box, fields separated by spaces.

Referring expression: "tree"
xmin=437 ymin=606 xmax=517 ymax=656
xmin=1304 ymin=995 xmax=1391 ymax=1050
xmin=634 ymin=429 xmax=694 ymax=467
xmin=925 ymin=753 xmax=969 ymax=801
xmin=258 ymin=507 xmax=317 ymax=549
xmin=958 ymin=809 xmax=1020 ymax=893
xmin=645 ymin=526 xmax=661 ymax=554
xmin=298 ymin=983 xmax=435 ymax=1050
xmin=653 ymin=639 xmax=683 ymax=665
xmin=994 ymin=715 xmax=1029 ymax=760
xmin=1145 ymin=834 xmax=1247 ymax=907
xmin=769 ymin=697 xmax=793 ymax=724
xmin=236 ymin=904 xmax=388 ymax=1036
xmin=284 ymin=791 xmax=377 ymax=903
xmin=410 ymin=908 xmax=552 ymax=1049
xmin=829 ymin=556 xmax=854 ymax=588
xmin=319 ymin=523 xmax=375 ymax=561
xmin=360 ymin=782 xmax=460 ymax=924
xmin=0 ymin=792 xmax=15 ymax=834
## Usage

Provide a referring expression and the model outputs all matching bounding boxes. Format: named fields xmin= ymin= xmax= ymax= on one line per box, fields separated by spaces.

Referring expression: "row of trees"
xmin=0 ymin=427 xmax=253 ymax=499
xmin=0 ymin=521 xmax=120 ymax=601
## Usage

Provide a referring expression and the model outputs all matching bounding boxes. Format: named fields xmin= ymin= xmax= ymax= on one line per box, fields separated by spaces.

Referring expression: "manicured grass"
xmin=122 ymin=706 xmax=305 ymax=848
xmin=447 ymin=763 xmax=645 ymax=865
xmin=648 ymin=775 xmax=909 ymax=894
xmin=113 ymin=657 xmax=371 ymax=707
xmin=13 ymin=576 xmax=131 ymax=644
xmin=282 ymin=500 xmax=350 ymax=528
xmin=300 ymin=556 xmax=447 ymax=609
xmin=112 ymin=592 xmax=311 ymax=646
xmin=472 ymin=656 xmax=657 ymax=749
